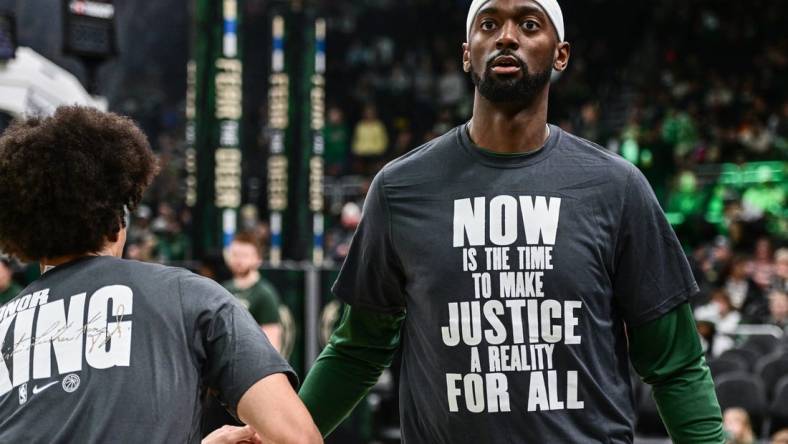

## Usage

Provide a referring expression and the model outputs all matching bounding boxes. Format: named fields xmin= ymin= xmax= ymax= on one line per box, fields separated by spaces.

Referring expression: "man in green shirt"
xmin=299 ymin=0 xmax=724 ymax=442
xmin=202 ymin=231 xmax=289 ymax=436
xmin=223 ymin=231 xmax=283 ymax=351
xmin=0 ymin=257 xmax=21 ymax=304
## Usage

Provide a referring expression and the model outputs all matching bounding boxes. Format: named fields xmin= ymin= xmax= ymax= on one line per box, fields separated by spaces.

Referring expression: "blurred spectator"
xmin=695 ymin=290 xmax=737 ymax=358
xmin=432 ymin=108 xmax=455 ymax=136
xmin=767 ymin=289 xmax=788 ymax=330
xmin=324 ymin=106 xmax=351 ymax=176
xmin=574 ymin=102 xmax=601 ymax=143
xmin=437 ymin=59 xmax=467 ymax=110
xmin=695 ymin=236 xmax=734 ymax=291
xmin=223 ymin=231 xmax=283 ymax=350
xmin=748 ymin=237 xmax=775 ymax=290
xmin=661 ymin=109 xmax=698 ymax=160
xmin=392 ymin=127 xmax=415 ymax=158
xmin=352 ymin=104 xmax=388 ymax=172
xmin=152 ymin=202 xmax=176 ymax=233
xmin=696 ymin=318 xmax=734 ymax=359
xmin=726 ymin=256 xmax=768 ymax=323
xmin=388 ymin=62 xmax=412 ymax=96
xmin=203 ymin=235 xmax=285 ymax=435
xmin=694 ymin=288 xmax=741 ymax=335
xmin=771 ymin=248 xmax=788 ymax=293
xmin=412 ymin=57 xmax=436 ymax=104
xmin=739 ymin=120 xmax=773 ymax=159
xmin=0 ymin=257 xmax=21 ymax=305
xmin=723 ymin=407 xmax=756 ymax=444
xmin=126 ymin=205 xmax=156 ymax=261
xmin=141 ymin=202 xmax=191 ymax=262
xmin=153 ymin=218 xmax=191 ymax=262
xmin=326 ymin=202 xmax=361 ymax=263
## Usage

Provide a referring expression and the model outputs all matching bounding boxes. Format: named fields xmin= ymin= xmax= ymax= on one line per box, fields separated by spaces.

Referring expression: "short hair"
xmin=776 ymin=248 xmax=788 ymax=262
xmin=232 ymin=231 xmax=263 ymax=258
xmin=772 ymin=428 xmax=788 ymax=444
xmin=0 ymin=106 xmax=159 ymax=260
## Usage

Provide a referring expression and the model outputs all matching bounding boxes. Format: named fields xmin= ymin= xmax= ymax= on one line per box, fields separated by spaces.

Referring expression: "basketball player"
xmin=299 ymin=1 xmax=723 ymax=442
xmin=0 ymin=107 xmax=321 ymax=443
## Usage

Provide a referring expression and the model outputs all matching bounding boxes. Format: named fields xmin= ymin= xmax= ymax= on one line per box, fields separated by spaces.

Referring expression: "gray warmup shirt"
xmin=0 ymin=256 xmax=295 ymax=443
xmin=333 ymin=124 xmax=697 ymax=443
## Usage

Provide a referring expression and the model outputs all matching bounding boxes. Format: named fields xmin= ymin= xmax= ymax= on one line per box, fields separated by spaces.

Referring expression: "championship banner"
xmin=267 ymin=15 xmax=288 ymax=266
xmin=192 ymin=0 xmax=243 ymax=253
xmin=309 ymin=18 xmax=326 ymax=265
xmin=215 ymin=0 xmax=242 ymax=248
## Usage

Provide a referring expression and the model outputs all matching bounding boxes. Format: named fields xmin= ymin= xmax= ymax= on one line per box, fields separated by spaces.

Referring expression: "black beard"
xmin=471 ymin=54 xmax=552 ymax=107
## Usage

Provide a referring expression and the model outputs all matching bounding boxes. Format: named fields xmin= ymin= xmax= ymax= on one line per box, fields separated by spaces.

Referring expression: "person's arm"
xmin=237 ymin=374 xmax=322 ymax=444
xmin=261 ymin=323 xmax=283 ymax=352
xmin=628 ymin=303 xmax=724 ymax=443
xmin=254 ymin=281 xmax=284 ymax=351
xmin=299 ymin=305 xmax=405 ymax=437
xmin=180 ymin=273 xmax=319 ymax=443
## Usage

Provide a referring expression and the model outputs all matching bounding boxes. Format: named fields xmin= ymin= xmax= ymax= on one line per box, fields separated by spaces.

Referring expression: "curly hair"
xmin=0 ymin=106 xmax=159 ymax=261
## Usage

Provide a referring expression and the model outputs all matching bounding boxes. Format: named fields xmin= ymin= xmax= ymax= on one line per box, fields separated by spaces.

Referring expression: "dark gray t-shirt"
xmin=333 ymin=124 xmax=697 ymax=444
xmin=0 ymin=256 xmax=295 ymax=443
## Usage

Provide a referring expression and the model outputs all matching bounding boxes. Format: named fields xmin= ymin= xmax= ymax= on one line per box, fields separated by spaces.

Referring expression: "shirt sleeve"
xmin=612 ymin=167 xmax=699 ymax=327
xmin=332 ymin=170 xmax=407 ymax=314
xmin=628 ymin=303 xmax=724 ymax=443
xmin=249 ymin=280 xmax=281 ymax=325
xmin=179 ymin=272 xmax=297 ymax=417
xmin=300 ymin=305 xmax=405 ymax=437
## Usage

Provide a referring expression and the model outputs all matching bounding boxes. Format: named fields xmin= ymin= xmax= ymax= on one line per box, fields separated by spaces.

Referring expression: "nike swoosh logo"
xmin=32 ymin=381 xmax=59 ymax=395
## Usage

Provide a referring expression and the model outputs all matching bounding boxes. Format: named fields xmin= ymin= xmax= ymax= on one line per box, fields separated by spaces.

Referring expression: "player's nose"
xmin=495 ymin=21 xmax=520 ymax=50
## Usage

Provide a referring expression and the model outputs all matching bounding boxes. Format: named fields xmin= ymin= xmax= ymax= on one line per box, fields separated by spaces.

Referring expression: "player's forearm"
xmin=649 ymin=355 xmax=722 ymax=443
xmin=299 ymin=306 xmax=404 ymax=437
xmin=238 ymin=374 xmax=322 ymax=444
xmin=629 ymin=303 xmax=724 ymax=444
xmin=299 ymin=343 xmax=387 ymax=437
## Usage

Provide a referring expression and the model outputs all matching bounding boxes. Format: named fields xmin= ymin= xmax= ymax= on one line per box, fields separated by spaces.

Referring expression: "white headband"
xmin=466 ymin=0 xmax=564 ymax=42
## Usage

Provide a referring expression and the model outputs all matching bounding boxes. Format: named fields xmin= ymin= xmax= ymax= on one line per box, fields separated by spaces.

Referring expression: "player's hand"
xmin=202 ymin=425 xmax=263 ymax=444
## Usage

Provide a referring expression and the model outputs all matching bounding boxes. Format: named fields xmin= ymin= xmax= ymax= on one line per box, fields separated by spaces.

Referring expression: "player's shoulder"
xmin=378 ymin=126 xmax=463 ymax=183
xmin=108 ymin=257 xmax=225 ymax=294
xmin=554 ymin=127 xmax=639 ymax=184
xmin=107 ymin=256 xmax=192 ymax=279
xmin=557 ymin=127 xmax=632 ymax=168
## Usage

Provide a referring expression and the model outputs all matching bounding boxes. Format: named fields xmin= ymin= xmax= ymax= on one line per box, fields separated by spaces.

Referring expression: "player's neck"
xmin=234 ymin=269 xmax=261 ymax=289
xmin=39 ymin=250 xmax=108 ymax=273
xmin=39 ymin=230 xmax=126 ymax=273
xmin=469 ymin=89 xmax=550 ymax=154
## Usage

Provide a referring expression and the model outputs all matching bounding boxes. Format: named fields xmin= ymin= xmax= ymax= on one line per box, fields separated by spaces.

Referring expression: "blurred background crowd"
xmin=0 ymin=0 xmax=786 ymax=443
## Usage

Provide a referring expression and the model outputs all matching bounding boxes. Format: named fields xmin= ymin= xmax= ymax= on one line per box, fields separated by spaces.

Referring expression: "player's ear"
xmin=553 ymin=41 xmax=570 ymax=72
xmin=462 ymin=43 xmax=471 ymax=73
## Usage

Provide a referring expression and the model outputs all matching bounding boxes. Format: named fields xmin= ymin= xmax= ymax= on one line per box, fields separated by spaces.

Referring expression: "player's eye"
xmin=481 ymin=20 xmax=497 ymax=31
xmin=522 ymin=20 xmax=539 ymax=31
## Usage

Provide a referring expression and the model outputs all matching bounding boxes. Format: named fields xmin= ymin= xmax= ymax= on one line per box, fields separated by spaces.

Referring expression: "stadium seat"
xmin=755 ymin=353 xmax=788 ymax=401
xmin=708 ymin=357 xmax=748 ymax=379
xmin=740 ymin=335 xmax=781 ymax=356
xmin=766 ymin=376 xmax=788 ymax=437
xmin=715 ymin=372 xmax=767 ymax=437
xmin=718 ymin=348 xmax=760 ymax=372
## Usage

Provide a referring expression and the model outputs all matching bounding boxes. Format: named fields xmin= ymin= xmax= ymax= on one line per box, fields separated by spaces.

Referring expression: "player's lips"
xmin=489 ymin=55 xmax=522 ymax=74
